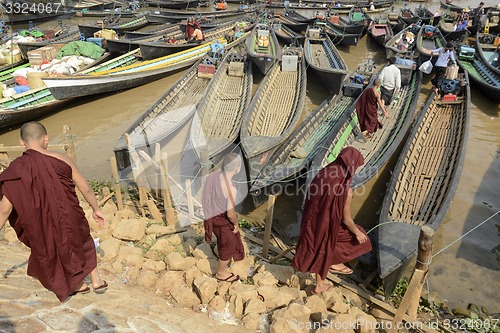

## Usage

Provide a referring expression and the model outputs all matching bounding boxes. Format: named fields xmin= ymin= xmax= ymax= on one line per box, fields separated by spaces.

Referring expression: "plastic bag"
xmin=419 ymin=59 xmax=433 ymax=74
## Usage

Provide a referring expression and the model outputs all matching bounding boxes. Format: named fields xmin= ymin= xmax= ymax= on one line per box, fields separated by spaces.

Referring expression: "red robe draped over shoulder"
xmin=292 ymin=147 xmax=372 ymax=280
xmin=202 ymin=170 xmax=244 ymax=262
xmin=356 ymin=87 xmax=383 ymax=134
xmin=186 ymin=19 xmax=201 ymax=39
xmin=0 ymin=149 xmax=96 ymax=301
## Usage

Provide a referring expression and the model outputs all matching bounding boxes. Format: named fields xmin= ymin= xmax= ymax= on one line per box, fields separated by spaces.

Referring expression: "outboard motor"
xmin=440 ymin=79 xmax=460 ymax=94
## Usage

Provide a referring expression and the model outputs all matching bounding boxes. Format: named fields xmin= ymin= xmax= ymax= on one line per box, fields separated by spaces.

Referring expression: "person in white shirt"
xmin=378 ymin=57 xmax=401 ymax=107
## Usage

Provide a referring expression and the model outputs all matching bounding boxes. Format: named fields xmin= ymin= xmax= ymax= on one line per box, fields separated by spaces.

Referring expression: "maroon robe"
xmin=356 ymin=87 xmax=383 ymax=134
xmin=292 ymin=147 xmax=372 ymax=280
xmin=186 ymin=19 xmax=201 ymax=39
xmin=0 ymin=149 xmax=96 ymax=301
xmin=202 ymin=169 xmax=244 ymax=262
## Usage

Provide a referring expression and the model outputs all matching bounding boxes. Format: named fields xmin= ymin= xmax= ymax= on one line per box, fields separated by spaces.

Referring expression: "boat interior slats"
xmin=389 ymin=100 xmax=466 ymax=224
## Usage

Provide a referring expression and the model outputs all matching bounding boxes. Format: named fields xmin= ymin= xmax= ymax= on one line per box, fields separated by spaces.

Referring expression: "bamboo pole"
xmin=154 ymin=143 xmax=161 ymax=197
xmin=185 ymin=179 xmax=195 ymax=219
xmin=262 ymin=194 xmax=276 ymax=258
xmin=160 ymin=152 xmax=177 ymax=225
xmin=110 ymin=156 xmax=124 ymax=210
xmin=62 ymin=125 xmax=76 ymax=162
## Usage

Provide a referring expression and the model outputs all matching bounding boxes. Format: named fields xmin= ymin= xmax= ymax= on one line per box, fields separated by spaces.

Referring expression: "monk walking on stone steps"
xmin=202 ymin=153 xmax=245 ymax=283
xmin=0 ymin=121 xmax=108 ymax=302
xmin=292 ymin=147 xmax=372 ymax=294
xmin=356 ymin=78 xmax=387 ymax=140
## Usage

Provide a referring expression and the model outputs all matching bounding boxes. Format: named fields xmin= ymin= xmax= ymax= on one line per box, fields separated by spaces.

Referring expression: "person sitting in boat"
xmin=473 ymin=2 xmax=487 ymax=28
xmin=186 ymin=17 xmax=201 ymax=40
xmin=457 ymin=7 xmax=470 ymax=24
xmin=378 ymin=57 xmax=401 ymax=107
xmin=368 ymin=0 xmax=375 ymax=11
xmin=423 ymin=42 xmax=457 ymax=94
xmin=356 ymin=79 xmax=387 ymax=140
xmin=397 ymin=37 xmax=409 ymax=51
xmin=190 ymin=28 xmax=204 ymax=43
xmin=456 ymin=19 xmax=468 ymax=31
xmin=168 ymin=36 xmax=178 ymax=44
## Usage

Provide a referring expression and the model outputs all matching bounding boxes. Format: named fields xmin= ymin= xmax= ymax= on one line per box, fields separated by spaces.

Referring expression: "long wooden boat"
xmin=78 ymin=15 xmax=149 ymax=38
xmin=323 ymin=21 xmax=361 ymax=46
xmin=241 ymin=45 xmax=307 ymax=181
xmin=304 ymin=26 xmax=348 ymax=95
xmin=326 ymin=13 xmax=365 ymax=35
xmin=124 ymin=22 xmax=178 ymax=38
xmin=16 ymin=27 xmax=81 ymax=58
xmin=2 ymin=10 xmax=76 ymax=24
xmin=438 ymin=20 xmax=468 ymax=43
xmin=378 ymin=71 xmax=469 ymax=294
xmin=387 ymin=11 xmax=405 ymax=34
xmin=191 ymin=50 xmax=253 ymax=160
xmin=146 ymin=0 xmax=202 ymax=9
xmin=113 ymin=54 xmax=220 ymax=170
xmin=0 ymin=61 xmax=30 ymax=85
xmin=398 ymin=7 xmax=419 ymax=26
xmin=283 ymin=9 xmax=315 ymax=24
xmin=43 ymin=33 xmax=250 ymax=100
xmin=416 ymin=24 xmax=447 ymax=62
xmin=368 ymin=20 xmax=394 ymax=47
xmin=414 ymin=5 xmax=435 ymax=25
xmin=246 ymin=23 xmax=281 ymax=75
xmin=106 ymin=28 xmax=181 ymax=54
xmin=272 ymin=22 xmax=305 ymax=45
xmin=266 ymin=0 xmax=393 ymax=14
xmin=139 ymin=20 xmax=252 ymax=60
xmin=456 ymin=45 xmax=500 ymax=102
xmin=145 ymin=7 xmax=255 ymax=23
xmin=274 ymin=13 xmax=308 ymax=32
xmin=385 ymin=23 xmax=419 ymax=59
xmin=348 ymin=7 xmax=372 ymax=32
xmin=250 ymin=57 xmax=376 ymax=206
xmin=439 ymin=1 xmax=468 ymax=14
xmin=476 ymin=33 xmax=500 ymax=75
xmin=307 ymin=59 xmax=421 ymax=191
xmin=76 ymin=9 xmax=140 ymax=18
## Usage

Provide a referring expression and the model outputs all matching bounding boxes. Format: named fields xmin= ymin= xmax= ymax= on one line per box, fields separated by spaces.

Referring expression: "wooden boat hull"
xmin=191 ymin=51 xmax=253 ymax=160
xmin=113 ymin=55 xmax=217 ymax=170
xmin=77 ymin=10 xmax=140 ymax=18
xmin=2 ymin=10 xmax=75 ymax=24
xmin=17 ymin=28 xmax=80 ymax=58
xmin=78 ymin=16 xmax=149 ymax=38
xmin=275 ymin=15 xmax=308 ymax=32
xmin=324 ymin=24 xmax=361 ymax=46
xmin=304 ymin=29 xmax=348 ymax=95
xmin=384 ymin=23 xmax=419 ymax=59
xmin=477 ymin=33 xmax=500 ymax=75
xmin=241 ymin=46 xmax=307 ymax=181
xmin=273 ymin=23 xmax=305 ymax=45
xmin=105 ymin=33 xmax=167 ymax=54
xmin=43 ymin=34 xmax=248 ymax=100
xmin=416 ymin=25 xmax=447 ymax=62
xmin=368 ymin=23 xmax=394 ymax=47
xmin=145 ymin=8 xmax=254 ymax=23
xmin=457 ymin=51 xmax=500 ymax=102
xmin=246 ymin=24 xmax=281 ymax=75
xmin=146 ymin=0 xmax=201 ymax=9
xmin=438 ymin=21 xmax=468 ymax=43
xmin=377 ymin=73 xmax=470 ymax=293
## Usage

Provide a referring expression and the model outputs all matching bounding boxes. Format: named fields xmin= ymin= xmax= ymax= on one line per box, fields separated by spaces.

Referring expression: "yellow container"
xmin=4 ymin=51 xmax=22 ymax=64
xmin=27 ymin=72 xmax=49 ymax=89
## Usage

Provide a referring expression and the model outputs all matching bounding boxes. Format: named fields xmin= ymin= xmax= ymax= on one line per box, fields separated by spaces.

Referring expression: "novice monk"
xmin=356 ymin=78 xmax=387 ymax=140
xmin=292 ymin=147 xmax=372 ymax=294
xmin=0 ymin=122 xmax=108 ymax=302
xmin=202 ymin=153 xmax=245 ymax=282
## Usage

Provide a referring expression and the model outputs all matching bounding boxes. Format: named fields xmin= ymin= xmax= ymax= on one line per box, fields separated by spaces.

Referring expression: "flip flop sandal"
xmin=93 ymin=280 xmax=108 ymax=294
xmin=70 ymin=286 xmax=90 ymax=296
xmin=329 ymin=266 xmax=353 ymax=275
xmin=216 ymin=273 xmax=239 ymax=283
xmin=311 ymin=285 xmax=334 ymax=295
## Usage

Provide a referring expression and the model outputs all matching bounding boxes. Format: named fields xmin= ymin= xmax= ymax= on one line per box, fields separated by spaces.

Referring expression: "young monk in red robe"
xmin=356 ymin=79 xmax=387 ymax=140
xmin=292 ymin=147 xmax=372 ymax=294
xmin=202 ymin=153 xmax=245 ymax=282
xmin=0 ymin=122 xmax=108 ymax=302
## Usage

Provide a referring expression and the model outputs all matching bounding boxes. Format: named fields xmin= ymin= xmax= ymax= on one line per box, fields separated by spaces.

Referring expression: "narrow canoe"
xmin=246 ymin=23 xmax=281 ymax=75
xmin=78 ymin=15 xmax=149 ymax=38
xmin=368 ymin=21 xmax=394 ymax=47
xmin=438 ymin=20 xmax=469 ymax=43
xmin=272 ymin=22 xmax=305 ymax=45
xmin=385 ymin=23 xmax=420 ymax=59
xmin=416 ymin=24 xmax=447 ymax=62
xmin=476 ymin=33 xmax=500 ymax=75
xmin=323 ymin=21 xmax=361 ymax=46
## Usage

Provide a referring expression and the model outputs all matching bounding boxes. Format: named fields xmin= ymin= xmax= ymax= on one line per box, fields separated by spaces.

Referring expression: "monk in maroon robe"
xmin=292 ymin=147 xmax=372 ymax=294
xmin=356 ymin=79 xmax=387 ymax=140
xmin=0 ymin=122 xmax=108 ymax=302
xmin=186 ymin=17 xmax=201 ymax=40
xmin=202 ymin=153 xmax=245 ymax=283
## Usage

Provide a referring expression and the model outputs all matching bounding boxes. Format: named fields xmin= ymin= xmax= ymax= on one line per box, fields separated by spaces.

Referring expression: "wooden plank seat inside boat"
xmin=389 ymin=99 xmax=466 ymax=224
xmin=256 ymin=29 xmax=270 ymax=53
xmin=461 ymin=60 xmax=500 ymax=86
xmin=1 ymin=89 xmax=53 ymax=109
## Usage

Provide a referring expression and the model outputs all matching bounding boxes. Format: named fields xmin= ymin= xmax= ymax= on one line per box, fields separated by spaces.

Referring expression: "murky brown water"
xmin=1 ymin=0 xmax=498 ymax=312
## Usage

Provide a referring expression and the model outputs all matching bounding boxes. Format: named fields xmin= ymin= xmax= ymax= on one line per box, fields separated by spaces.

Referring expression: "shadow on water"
xmin=455 ymin=151 xmax=500 ymax=269
xmin=78 ymin=310 xmax=115 ymax=333
xmin=0 ymin=316 xmax=15 ymax=333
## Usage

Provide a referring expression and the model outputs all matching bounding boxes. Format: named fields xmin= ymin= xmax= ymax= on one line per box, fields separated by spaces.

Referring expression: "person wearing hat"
xmin=456 ymin=7 xmax=470 ymax=25
xmin=423 ymin=42 xmax=457 ymax=94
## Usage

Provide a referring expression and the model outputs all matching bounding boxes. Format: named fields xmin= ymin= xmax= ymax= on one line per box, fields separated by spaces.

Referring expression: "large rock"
xmin=257 ymin=285 xmax=280 ymax=310
xmin=228 ymin=284 xmax=258 ymax=303
xmin=120 ymin=254 xmax=145 ymax=268
xmin=145 ymin=238 xmax=174 ymax=260
xmin=118 ymin=244 xmax=144 ymax=257
xmin=138 ymin=234 xmax=157 ymax=251
xmin=196 ymin=258 xmax=218 ymax=276
xmin=305 ymin=295 xmax=328 ymax=313
xmin=142 ymin=259 xmax=166 ymax=273
xmin=125 ymin=266 xmax=141 ymax=285
xmin=270 ymin=303 xmax=311 ymax=333
xmin=156 ymin=271 xmax=185 ymax=294
xmin=165 ymin=252 xmax=196 ymax=271
xmin=228 ymin=256 xmax=255 ymax=281
xmin=193 ymin=276 xmax=218 ymax=304
xmin=112 ymin=219 xmax=146 ymax=241
xmin=349 ymin=307 xmax=378 ymax=333
xmin=229 ymin=295 xmax=244 ymax=319
xmin=137 ymin=270 xmax=158 ymax=288
xmin=170 ymin=286 xmax=200 ymax=307
xmin=183 ymin=238 xmax=198 ymax=256
xmin=181 ymin=228 xmax=200 ymax=241
xmin=184 ymin=266 xmax=203 ymax=287
xmin=217 ymin=280 xmax=231 ymax=298
xmin=322 ymin=288 xmax=350 ymax=314
xmin=241 ymin=313 xmax=264 ymax=332
xmin=114 ymin=209 xmax=136 ymax=220
xmin=101 ymin=201 xmax=117 ymax=216
xmin=262 ymin=264 xmax=295 ymax=285
xmin=98 ymin=237 xmax=121 ymax=261
xmin=192 ymin=243 xmax=216 ymax=260
xmin=253 ymin=271 xmax=278 ymax=287
xmin=244 ymin=299 xmax=266 ymax=315
xmin=208 ymin=295 xmax=227 ymax=313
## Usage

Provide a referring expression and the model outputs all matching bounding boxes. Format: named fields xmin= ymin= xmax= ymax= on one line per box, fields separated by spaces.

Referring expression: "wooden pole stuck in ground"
xmin=62 ymin=125 xmax=76 ymax=163
xmin=262 ymin=194 xmax=276 ymax=259
xmin=388 ymin=226 xmax=434 ymax=333
xmin=185 ymin=179 xmax=195 ymax=219
xmin=110 ymin=156 xmax=124 ymax=210
xmin=160 ymin=152 xmax=177 ymax=225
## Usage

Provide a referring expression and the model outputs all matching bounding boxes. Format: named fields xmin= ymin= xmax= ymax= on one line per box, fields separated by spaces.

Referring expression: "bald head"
xmin=373 ymin=78 xmax=381 ymax=87
xmin=222 ymin=153 xmax=242 ymax=173
xmin=20 ymin=121 xmax=47 ymax=143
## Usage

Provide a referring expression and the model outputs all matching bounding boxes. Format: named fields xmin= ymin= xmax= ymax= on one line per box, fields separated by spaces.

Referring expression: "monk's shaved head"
xmin=20 ymin=121 xmax=47 ymax=143
xmin=373 ymin=78 xmax=381 ymax=87
xmin=222 ymin=153 xmax=242 ymax=172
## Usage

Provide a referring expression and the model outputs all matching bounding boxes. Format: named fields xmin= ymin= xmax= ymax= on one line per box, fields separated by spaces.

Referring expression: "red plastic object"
xmin=442 ymin=94 xmax=457 ymax=101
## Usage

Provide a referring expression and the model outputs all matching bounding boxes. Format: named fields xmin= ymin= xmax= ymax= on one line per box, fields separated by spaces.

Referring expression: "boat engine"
xmin=458 ymin=45 xmax=475 ymax=60
xmin=424 ymin=25 xmax=435 ymax=39
xmin=440 ymin=78 xmax=460 ymax=94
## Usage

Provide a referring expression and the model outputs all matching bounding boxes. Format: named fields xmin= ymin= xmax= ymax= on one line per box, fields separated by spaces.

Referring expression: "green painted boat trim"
xmin=326 ymin=114 xmax=358 ymax=163
xmin=0 ymin=62 xmax=30 ymax=82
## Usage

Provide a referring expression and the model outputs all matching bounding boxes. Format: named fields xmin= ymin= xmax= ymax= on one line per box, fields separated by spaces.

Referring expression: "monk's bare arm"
xmin=50 ymin=152 xmax=106 ymax=225
xmin=376 ymin=91 xmax=388 ymax=117
xmin=0 ymin=195 xmax=13 ymax=230
xmin=226 ymin=186 xmax=239 ymax=234
xmin=342 ymin=189 xmax=368 ymax=244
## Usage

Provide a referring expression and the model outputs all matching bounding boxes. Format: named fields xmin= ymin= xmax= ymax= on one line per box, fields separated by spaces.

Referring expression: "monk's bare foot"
xmin=330 ymin=264 xmax=353 ymax=275
xmin=312 ymin=284 xmax=334 ymax=295
xmin=92 ymin=280 xmax=107 ymax=290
